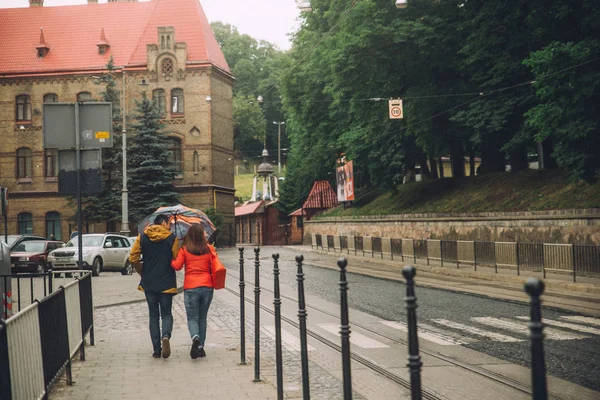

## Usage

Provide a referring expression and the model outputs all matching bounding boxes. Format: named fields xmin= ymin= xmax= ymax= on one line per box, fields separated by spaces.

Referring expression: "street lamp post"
xmin=273 ymin=121 xmax=285 ymax=174
xmin=121 ymin=71 xmax=130 ymax=235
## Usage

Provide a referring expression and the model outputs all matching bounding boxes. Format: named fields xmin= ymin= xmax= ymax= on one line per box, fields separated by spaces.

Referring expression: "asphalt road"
xmin=220 ymin=246 xmax=600 ymax=392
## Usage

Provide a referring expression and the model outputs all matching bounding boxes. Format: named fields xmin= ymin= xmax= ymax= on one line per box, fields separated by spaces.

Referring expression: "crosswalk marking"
xmin=560 ymin=316 xmax=600 ymax=327
xmin=472 ymin=317 xmax=587 ymax=341
xmin=316 ymin=324 xmax=389 ymax=349
xmin=380 ymin=320 xmax=470 ymax=346
xmin=262 ymin=326 xmax=316 ymax=352
xmin=516 ymin=316 xmax=600 ymax=336
xmin=431 ymin=319 xmax=522 ymax=342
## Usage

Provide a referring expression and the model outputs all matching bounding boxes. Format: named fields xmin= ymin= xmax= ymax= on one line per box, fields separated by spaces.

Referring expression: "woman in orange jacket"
xmin=171 ymin=224 xmax=217 ymax=359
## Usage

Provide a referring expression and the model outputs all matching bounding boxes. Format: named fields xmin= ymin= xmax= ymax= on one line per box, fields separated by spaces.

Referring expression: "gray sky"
xmin=2 ymin=0 xmax=300 ymax=50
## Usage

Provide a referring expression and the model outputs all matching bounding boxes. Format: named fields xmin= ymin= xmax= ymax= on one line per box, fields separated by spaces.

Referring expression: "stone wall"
xmin=304 ymin=209 xmax=600 ymax=245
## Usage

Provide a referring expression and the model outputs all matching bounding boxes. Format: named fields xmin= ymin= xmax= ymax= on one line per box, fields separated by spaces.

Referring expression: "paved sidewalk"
xmin=50 ymin=294 xmax=279 ymax=400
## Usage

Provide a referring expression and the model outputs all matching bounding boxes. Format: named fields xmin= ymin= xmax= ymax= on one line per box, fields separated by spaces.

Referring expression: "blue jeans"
xmin=184 ymin=287 xmax=214 ymax=347
xmin=144 ymin=291 xmax=174 ymax=352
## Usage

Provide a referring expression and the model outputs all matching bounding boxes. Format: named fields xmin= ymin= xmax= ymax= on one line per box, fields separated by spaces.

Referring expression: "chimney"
xmin=29 ymin=0 xmax=44 ymax=6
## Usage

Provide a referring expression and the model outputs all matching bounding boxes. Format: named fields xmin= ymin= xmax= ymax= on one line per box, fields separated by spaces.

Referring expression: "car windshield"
xmin=65 ymin=236 xmax=103 ymax=247
xmin=12 ymin=241 xmax=46 ymax=253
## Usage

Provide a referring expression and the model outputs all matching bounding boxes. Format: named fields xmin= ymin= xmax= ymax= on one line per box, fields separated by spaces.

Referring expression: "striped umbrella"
xmin=138 ymin=204 xmax=216 ymax=241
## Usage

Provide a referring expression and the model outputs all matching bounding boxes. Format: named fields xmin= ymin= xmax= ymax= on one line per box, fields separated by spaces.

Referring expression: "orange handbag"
xmin=209 ymin=246 xmax=227 ymax=290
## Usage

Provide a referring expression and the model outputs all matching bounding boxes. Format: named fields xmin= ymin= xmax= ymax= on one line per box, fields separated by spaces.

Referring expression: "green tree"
xmin=233 ymin=94 xmax=266 ymax=154
xmin=127 ymin=93 xmax=180 ymax=225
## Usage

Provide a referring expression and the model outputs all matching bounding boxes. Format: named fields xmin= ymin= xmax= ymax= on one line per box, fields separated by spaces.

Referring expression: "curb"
xmin=292 ymin=246 xmax=600 ymax=295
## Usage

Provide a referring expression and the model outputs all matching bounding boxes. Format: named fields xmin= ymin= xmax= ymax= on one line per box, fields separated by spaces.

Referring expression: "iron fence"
xmin=316 ymin=234 xmax=323 ymax=249
xmin=1 ymin=272 xmax=53 ymax=318
xmin=327 ymin=235 xmax=335 ymax=251
xmin=0 ymin=322 xmax=9 ymax=400
xmin=312 ymin=234 xmax=600 ymax=280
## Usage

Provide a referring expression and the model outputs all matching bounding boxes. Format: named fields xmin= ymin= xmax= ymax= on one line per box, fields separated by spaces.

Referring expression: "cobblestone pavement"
xmin=50 ymin=293 xmax=279 ymax=400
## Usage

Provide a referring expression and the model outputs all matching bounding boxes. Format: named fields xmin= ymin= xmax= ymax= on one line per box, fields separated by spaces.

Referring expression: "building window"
xmin=18 ymin=213 xmax=33 ymax=235
xmin=297 ymin=216 xmax=304 ymax=229
xmin=77 ymin=92 xmax=92 ymax=102
xmin=16 ymin=95 xmax=32 ymax=121
xmin=171 ymin=88 xmax=184 ymax=114
xmin=193 ymin=151 xmax=199 ymax=174
xmin=17 ymin=148 xmax=33 ymax=178
xmin=167 ymin=138 xmax=183 ymax=173
xmin=161 ymin=35 xmax=165 ymax=49
xmin=153 ymin=89 xmax=166 ymax=116
xmin=45 ymin=149 xmax=59 ymax=177
xmin=46 ymin=212 xmax=61 ymax=240
xmin=43 ymin=93 xmax=58 ymax=103
xmin=162 ymin=58 xmax=174 ymax=78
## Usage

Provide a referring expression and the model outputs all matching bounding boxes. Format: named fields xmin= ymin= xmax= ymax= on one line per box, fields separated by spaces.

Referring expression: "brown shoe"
xmin=161 ymin=337 xmax=171 ymax=359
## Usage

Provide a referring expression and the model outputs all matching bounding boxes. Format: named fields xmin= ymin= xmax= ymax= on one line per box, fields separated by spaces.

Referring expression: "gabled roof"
xmin=288 ymin=208 xmax=307 ymax=217
xmin=302 ymin=181 xmax=337 ymax=210
xmin=0 ymin=0 xmax=230 ymax=76
xmin=235 ymin=201 xmax=264 ymax=217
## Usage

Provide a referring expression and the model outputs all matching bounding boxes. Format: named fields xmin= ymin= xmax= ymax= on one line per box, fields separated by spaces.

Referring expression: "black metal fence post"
xmin=403 ymin=266 xmax=422 ymax=400
xmin=0 ymin=321 xmax=11 ymax=400
xmin=525 ymin=278 xmax=548 ymax=400
xmin=516 ymin=242 xmax=521 ymax=276
xmin=253 ymin=247 xmax=261 ymax=382
xmin=473 ymin=241 xmax=478 ymax=271
xmin=48 ymin=270 xmax=53 ymax=294
xmin=273 ymin=253 xmax=284 ymax=400
xmin=239 ymin=247 xmax=247 ymax=365
xmin=296 ymin=255 xmax=310 ymax=400
xmin=338 ymin=258 xmax=353 ymax=400
xmin=571 ymin=244 xmax=576 ymax=283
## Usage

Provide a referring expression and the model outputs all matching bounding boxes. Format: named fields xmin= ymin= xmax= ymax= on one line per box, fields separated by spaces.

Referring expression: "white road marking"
xmin=516 ymin=316 xmax=600 ymax=336
xmin=431 ymin=319 xmax=522 ymax=342
xmin=380 ymin=320 xmax=470 ymax=346
xmin=316 ymin=324 xmax=389 ymax=349
xmin=472 ymin=317 xmax=587 ymax=341
xmin=560 ymin=316 xmax=600 ymax=327
xmin=262 ymin=326 xmax=315 ymax=352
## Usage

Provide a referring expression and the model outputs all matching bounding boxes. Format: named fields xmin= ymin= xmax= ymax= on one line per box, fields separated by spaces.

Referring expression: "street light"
xmin=273 ymin=121 xmax=285 ymax=174
xmin=395 ymin=0 xmax=408 ymax=8
xmin=298 ymin=1 xmax=312 ymax=12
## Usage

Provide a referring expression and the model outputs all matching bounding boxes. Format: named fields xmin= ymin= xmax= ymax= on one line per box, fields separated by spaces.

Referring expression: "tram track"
xmin=225 ymin=270 xmax=566 ymax=400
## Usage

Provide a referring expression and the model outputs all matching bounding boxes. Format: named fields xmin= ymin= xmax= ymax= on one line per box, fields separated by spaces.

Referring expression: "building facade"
xmin=0 ymin=0 xmax=235 ymax=244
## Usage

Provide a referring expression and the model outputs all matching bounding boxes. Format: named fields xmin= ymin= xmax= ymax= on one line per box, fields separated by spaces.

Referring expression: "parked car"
xmin=10 ymin=240 xmax=64 ymax=273
xmin=128 ymin=236 xmax=138 ymax=246
xmin=3 ymin=234 xmax=47 ymax=251
xmin=47 ymin=233 xmax=133 ymax=276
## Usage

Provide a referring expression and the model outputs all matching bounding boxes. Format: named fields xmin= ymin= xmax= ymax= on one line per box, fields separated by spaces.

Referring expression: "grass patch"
xmin=321 ymin=170 xmax=600 ymax=217
xmin=234 ymin=174 xmax=255 ymax=202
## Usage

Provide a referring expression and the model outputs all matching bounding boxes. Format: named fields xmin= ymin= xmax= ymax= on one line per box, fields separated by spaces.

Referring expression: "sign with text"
xmin=43 ymin=102 xmax=113 ymax=149
xmin=389 ymin=99 xmax=403 ymax=119
xmin=336 ymin=160 xmax=355 ymax=202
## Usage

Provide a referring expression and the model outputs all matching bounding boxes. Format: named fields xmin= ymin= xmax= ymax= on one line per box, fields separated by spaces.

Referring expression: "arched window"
xmin=167 ymin=138 xmax=182 ymax=173
xmin=153 ymin=89 xmax=166 ymax=116
xmin=46 ymin=212 xmax=61 ymax=240
xmin=171 ymin=88 xmax=184 ymax=114
xmin=166 ymin=35 xmax=171 ymax=49
xmin=43 ymin=93 xmax=58 ymax=103
xmin=45 ymin=149 xmax=59 ymax=177
xmin=16 ymin=95 xmax=32 ymax=121
xmin=18 ymin=213 xmax=33 ymax=235
xmin=162 ymin=58 xmax=174 ymax=79
xmin=17 ymin=148 xmax=33 ymax=178
xmin=77 ymin=92 xmax=92 ymax=102
xmin=193 ymin=151 xmax=199 ymax=174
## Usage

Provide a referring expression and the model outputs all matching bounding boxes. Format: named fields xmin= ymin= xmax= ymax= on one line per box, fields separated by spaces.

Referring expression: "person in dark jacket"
xmin=129 ymin=215 xmax=180 ymax=359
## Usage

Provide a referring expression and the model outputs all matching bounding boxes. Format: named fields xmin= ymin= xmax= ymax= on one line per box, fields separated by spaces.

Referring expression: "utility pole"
xmin=273 ymin=121 xmax=285 ymax=174
xmin=121 ymin=71 xmax=129 ymax=235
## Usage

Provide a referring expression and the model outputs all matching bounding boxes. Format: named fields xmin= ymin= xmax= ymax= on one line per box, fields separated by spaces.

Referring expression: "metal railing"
xmin=0 ymin=271 xmax=93 ymax=400
xmin=311 ymin=234 xmax=600 ymax=281
xmin=238 ymin=251 xmax=553 ymax=400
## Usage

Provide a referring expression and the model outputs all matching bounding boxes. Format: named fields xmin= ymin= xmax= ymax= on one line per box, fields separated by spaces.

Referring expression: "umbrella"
xmin=137 ymin=204 xmax=216 ymax=241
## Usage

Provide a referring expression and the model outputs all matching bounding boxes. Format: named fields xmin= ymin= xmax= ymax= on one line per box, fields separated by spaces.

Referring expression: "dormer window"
xmin=36 ymin=28 xmax=49 ymax=58
xmin=97 ymin=28 xmax=110 ymax=55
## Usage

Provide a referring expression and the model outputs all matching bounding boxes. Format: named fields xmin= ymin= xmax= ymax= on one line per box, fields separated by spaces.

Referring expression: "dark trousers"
xmin=144 ymin=291 xmax=174 ymax=352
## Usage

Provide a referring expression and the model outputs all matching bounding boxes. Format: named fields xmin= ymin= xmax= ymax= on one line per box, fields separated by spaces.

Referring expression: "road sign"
xmin=389 ymin=99 xmax=403 ymax=119
xmin=58 ymin=150 xmax=102 ymax=195
xmin=0 ymin=188 xmax=7 ymax=217
xmin=43 ymin=102 xmax=113 ymax=149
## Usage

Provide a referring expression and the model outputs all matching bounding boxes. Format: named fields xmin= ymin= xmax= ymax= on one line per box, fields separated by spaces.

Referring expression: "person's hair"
xmin=154 ymin=215 xmax=170 ymax=226
xmin=183 ymin=224 xmax=208 ymax=255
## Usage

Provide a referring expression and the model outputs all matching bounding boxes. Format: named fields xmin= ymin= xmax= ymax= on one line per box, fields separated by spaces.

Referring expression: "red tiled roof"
xmin=288 ymin=208 xmax=307 ymax=217
xmin=302 ymin=181 xmax=337 ymax=209
xmin=235 ymin=201 xmax=264 ymax=217
xmin=0 ymin=0 xmax=230 ymax=76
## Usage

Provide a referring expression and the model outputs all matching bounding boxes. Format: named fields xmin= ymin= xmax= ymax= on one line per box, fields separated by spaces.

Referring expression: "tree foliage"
xmin=127 ymin=93 xmax=180 ymax=225
xmin=277 ymin=0 xmax=600 ymax=213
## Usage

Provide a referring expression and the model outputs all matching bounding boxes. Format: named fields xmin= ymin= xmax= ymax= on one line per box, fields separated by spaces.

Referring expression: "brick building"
xmin=0 ymin=0 xmax=235 ymax=244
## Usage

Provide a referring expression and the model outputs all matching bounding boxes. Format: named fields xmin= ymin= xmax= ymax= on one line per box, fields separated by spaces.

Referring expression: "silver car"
xmin=47 ymin=233 xmax=133 ymax=276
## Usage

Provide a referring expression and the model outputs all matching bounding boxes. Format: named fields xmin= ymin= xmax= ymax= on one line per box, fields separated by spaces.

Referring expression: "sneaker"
xmin=198 ymin=347 xmax=206 ymax=358
xmin=161 ymin=337 xmax=171 ymax=359
xmin=190 ymin=337 xmax=201 ymax=359
xmin=152 ymin=349 xmax=161 ymax=358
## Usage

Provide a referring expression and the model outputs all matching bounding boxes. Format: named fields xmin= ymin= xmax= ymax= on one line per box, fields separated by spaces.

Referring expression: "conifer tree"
xmin=127 ymin=92 xmax=180 ymax=225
